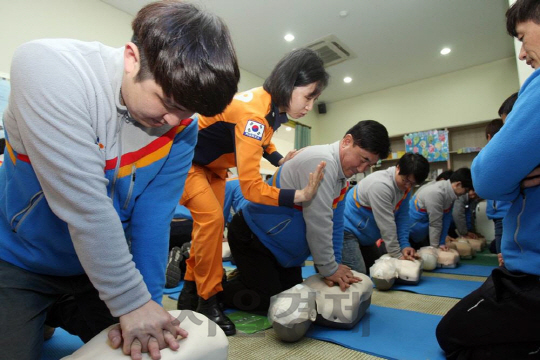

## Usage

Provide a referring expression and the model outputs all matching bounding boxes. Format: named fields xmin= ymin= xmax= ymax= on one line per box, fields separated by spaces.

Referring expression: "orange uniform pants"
xmin=180 ymin=164 xmax=226 ymax=300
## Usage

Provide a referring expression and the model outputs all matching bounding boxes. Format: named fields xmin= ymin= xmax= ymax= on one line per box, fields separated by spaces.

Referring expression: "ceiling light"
xmin=339 ymin=10 xmax=349 ymax=18
xmin=285 ymin=126 xmax=292 ymax=131
xmin=344 ymin=76 xmax=352 ymax=83
xmin=440 ymin=47 xmax=451 ymax=55
xmin=284 ymin=34 xmax=295 ymax=42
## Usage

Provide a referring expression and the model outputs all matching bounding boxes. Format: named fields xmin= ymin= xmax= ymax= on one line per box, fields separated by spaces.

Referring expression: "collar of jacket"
xmin=265 ymin=103 xmax=289 ymax=132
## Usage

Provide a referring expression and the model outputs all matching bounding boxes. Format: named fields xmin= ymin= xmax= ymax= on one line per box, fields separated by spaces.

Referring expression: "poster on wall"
xmin=403 ymin=129 xmax=449 ymax=162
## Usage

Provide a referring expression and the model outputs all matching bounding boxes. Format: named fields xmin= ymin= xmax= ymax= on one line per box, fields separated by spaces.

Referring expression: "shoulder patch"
xmin=243 ymin=120 xmax=265 ymax=141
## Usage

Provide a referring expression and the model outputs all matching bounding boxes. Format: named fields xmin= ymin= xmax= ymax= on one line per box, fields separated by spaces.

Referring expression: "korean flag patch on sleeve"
xmin=243 ymin=120 xmax=265 ymax=141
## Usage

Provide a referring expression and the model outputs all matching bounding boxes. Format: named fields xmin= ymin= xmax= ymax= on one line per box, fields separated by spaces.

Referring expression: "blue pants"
xmin=341 ymin=231 xmax=367 ymax=274
xmin=341 ymin=231 xmax=385 ymax=275
xmin=0 ymin=259 xmax=117 ymax=360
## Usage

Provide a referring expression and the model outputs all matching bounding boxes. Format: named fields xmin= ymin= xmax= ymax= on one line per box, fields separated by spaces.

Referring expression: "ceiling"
xmin=102 ymin=0 xmax=515 ymax=105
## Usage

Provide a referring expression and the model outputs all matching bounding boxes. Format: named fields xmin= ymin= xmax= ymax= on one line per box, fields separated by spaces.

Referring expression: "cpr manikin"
xmin=417 ymin=246 xmax=460 ymax=269
xmin=457 ymin=236 xmax=487 ymax=252
xmin=369 ymin=255 xmax=423 ymax=290
xmin=446 ymin=237 xmax=476 ymax=259
xmin=268 ymin=271 xmax=373 ymax=342
xmin=62 ymin=310 xmax=228 ymax=360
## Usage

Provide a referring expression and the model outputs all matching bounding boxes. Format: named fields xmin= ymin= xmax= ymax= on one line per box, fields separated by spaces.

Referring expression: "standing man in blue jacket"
xmin=221 ymin=120 xmax=390 ymax=312
xmin=0 ymin=2 xmax=239 ymax=360
xmin=437 ymin=1 xmax=540 ymax=357
xmin=342 ymin=153 xmax=430 ymax=274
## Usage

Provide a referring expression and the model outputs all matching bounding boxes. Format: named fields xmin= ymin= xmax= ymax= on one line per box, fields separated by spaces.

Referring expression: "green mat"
xmin=227 ymin=311 xmax=272 ymax=334
xmin=460 ymin=249 xmax=498 ymax=266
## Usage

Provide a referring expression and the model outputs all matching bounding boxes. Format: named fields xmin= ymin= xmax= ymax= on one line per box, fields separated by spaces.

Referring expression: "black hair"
xmin=506 ymin=0 xmax=540 ymax=37
xmin=397 ymin=153 xmax=430 ymax=184
xmin=345 ymin=120 xmax=390 ymax=160
xmin=436 ymin=170 xmax=454 ymax=181
xmin=498 ymin=92 xmax=518 ymax=117
xmin=132 ymin=0 xmax=240 ymax=116
xmin=263 ymin=48 xmax=329 ymax=109
xmin=485 ymin=118 xmax=504 ymax=139
xmin=450 ymin=167 xmax=473 ymax=190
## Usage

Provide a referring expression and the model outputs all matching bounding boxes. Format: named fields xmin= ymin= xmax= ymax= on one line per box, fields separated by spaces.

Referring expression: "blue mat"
xmin=391 ymin=275 xmax=482 ymax=299
xmin=163 ymin=282 xmax=184 ymax=294
xmin=306 ymin=305 xmax=445 ymax=360
xmin=41 ymin=328 xmax=83 ymax=360
xmin=302 ymin=266 xmax=317 ymax=279
xmin=432 ymin=264 xmax=495 ymax=277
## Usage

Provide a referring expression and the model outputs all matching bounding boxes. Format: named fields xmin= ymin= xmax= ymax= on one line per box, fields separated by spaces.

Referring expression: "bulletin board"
xmin=403 ymin=129 xmax=449 ymax=162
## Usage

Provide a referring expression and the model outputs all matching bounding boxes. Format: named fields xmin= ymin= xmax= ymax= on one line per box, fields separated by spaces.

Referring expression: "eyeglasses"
xmin=399 ymin=174 xmax=416 ymax=187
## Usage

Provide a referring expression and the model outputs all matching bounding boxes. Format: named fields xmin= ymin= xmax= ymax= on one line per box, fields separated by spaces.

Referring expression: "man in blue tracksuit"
xmin=222 ymin=120 xmax=390 ymax=312
xmin=223 ymin=177 xmax=249 ymax=225
xmin=409 ymin=168 xmax=472 ymax=249
xmin=437 ymin=1 xmax=540 ymax=357
xmin=342 ymin=153 xmax=430 ymax=274
xmin=0 ymin=2 xmax=240 ymax=359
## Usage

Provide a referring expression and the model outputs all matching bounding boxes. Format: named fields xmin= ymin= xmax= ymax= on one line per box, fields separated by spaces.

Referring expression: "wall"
xmin=508 ymin=0 xmax=534 ymax=86
xmin=0 ymin=0 xmax=133 ymax=76
xmin=313 ymin=57 xmax=519 ymax=144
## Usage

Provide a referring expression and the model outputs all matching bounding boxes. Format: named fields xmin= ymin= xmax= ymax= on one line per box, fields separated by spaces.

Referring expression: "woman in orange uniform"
xmin=178 ymin=48 xmax=329 ymax=335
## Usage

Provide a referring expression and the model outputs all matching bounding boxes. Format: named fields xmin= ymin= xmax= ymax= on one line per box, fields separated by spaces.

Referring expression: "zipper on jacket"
xmin=11 ymin=191 xmax=44 ymax=232
xmin=513 ymin=194 xmax=525 ymax=252
xmin=123 ymin=164 xmax=137 ymax=210
xmin=266 ymin=219 xmax=291 ymax=236
xmin=109 ymin=114 xmax=126 ymax=201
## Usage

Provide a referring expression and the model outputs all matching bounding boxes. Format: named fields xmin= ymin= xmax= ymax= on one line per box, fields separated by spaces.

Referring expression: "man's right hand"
xmin=323 ymin=264 xmax=361 ymax=291
xmin=399 ymin=247 xmax=417 ymax=260
xmin=108 ymin=300 xmax=188 ymax=360
xmin=294 ymin=161 xmax=326 ymax=203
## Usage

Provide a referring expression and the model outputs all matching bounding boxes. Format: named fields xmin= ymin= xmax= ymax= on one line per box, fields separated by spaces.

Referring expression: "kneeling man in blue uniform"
xmin=222 ymin=120 xmax=391 ymax=312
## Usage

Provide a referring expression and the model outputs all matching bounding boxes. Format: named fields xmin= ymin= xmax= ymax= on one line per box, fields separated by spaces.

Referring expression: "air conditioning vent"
xmin=305 ymin=35 xmax=356 ymax=67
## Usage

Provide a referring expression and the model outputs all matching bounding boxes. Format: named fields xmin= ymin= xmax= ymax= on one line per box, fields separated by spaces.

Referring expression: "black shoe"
xmin=177 ymin=280 xmax=198 ymax=310
xmin=196 ymin=294 xmax=236 ymax=336
xmin=43 ymin=325 xmax=56 ymax=341
xmin=165 ymin=247 xmax=183 ymax=288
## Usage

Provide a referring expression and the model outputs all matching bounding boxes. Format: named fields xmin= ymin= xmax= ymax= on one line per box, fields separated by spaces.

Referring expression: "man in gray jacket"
xmin=409 ymin=168 xmax=473 ymax=248
xmin=0 ymin=2 xmax=239 ymax=359
xmin=342 ymin=153 xmax=430 ymax=273
xmin=451 ymin=190 xmax=480 ymax=239
xmin=222 ymin=120 xmax=391 ymax=312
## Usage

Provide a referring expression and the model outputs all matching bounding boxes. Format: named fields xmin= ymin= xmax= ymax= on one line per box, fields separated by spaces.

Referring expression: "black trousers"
xmin=169 ymin=218 xmax=193 ymax=250
xmin=222 ymin=211 xmax=303 ymax=313
xmin=0 ymin=259 xmax=117 ymax=359
xmin=436 ymin=266 xmax=540 ymax=359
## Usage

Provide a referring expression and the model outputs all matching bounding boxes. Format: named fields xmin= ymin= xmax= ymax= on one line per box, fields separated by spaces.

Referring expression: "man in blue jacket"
xmin=437 ymin=1 xmax=540 ymax=357
xmin=342 ymin=153 xmax=429 ymax=274
xmin=221 ymin=120 xmax=390 ymax=312
xmin=0 ymin=2 xmax=239 ymax=359
xmin=409 ymin=168 xmax=472 ymax=249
